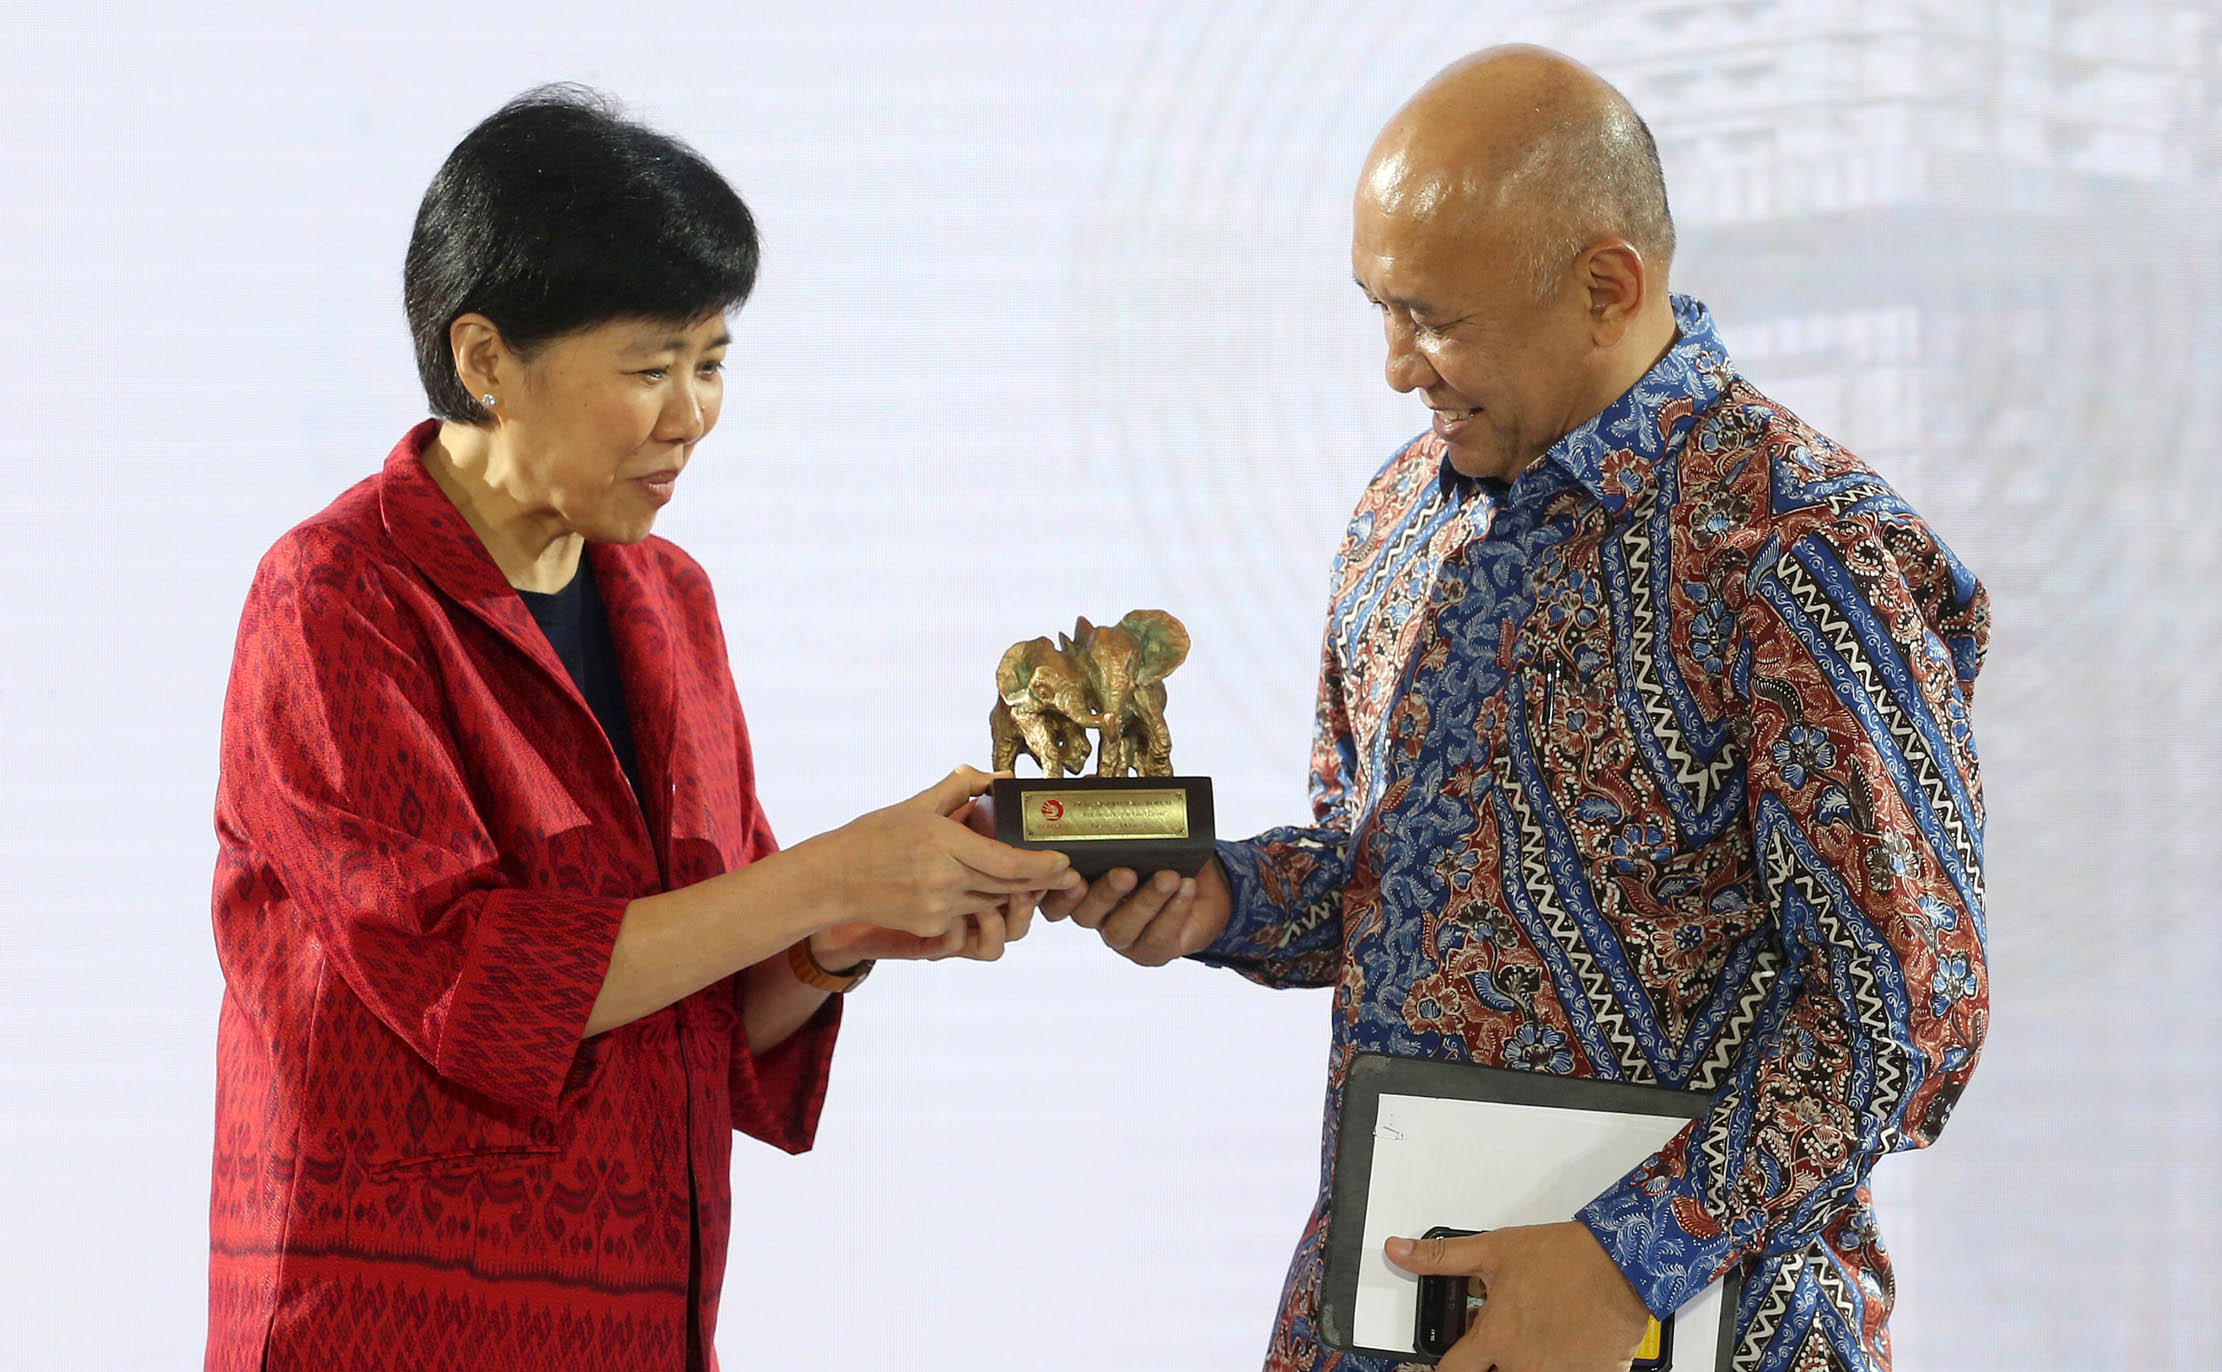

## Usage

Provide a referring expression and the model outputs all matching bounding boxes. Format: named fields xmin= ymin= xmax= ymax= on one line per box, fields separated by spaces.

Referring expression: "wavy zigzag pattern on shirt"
xmin=1772 ymin=549 xmax=1984 ymax=917
xmin=1333 ymin=484 xmax=1462 ymax=813
xmin=1272 ymin=834 xmax=1346 ymax=952
xmin=1614 ymin=471 xmax=1743 ymax=826
xmin=1691 ymin=947 xmax=1784 ymax=1092
xmin=1729 ymin=1245 xmax=1870 ymax=1372
xmin=1730 ymin=1246 xmax=1801 ymax=1372
xmin=1488 ymin=498 xmax=1789 ymax=1092
xmin=1492 ymin=742 xmax=1658 ymax=1083
xmin=1750 ymin=814 xmax=1909 ymax=1176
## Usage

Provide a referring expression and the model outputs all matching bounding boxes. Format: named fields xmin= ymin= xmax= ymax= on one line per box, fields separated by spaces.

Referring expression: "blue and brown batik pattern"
xmin=1197 ymin=297 xmax=1990 ymax=1372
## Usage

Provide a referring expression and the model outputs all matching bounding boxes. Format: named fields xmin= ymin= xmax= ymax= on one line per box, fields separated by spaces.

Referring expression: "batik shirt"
xmin=1199 ymin=297 xmax=1989 ymax=1372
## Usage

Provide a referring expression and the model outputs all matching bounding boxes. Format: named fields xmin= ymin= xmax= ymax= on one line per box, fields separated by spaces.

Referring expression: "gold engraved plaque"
xmin=1020 ymin=788 xmax=1190 ymax=843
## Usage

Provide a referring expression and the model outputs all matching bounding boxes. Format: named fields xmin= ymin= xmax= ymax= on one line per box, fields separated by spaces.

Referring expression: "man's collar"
xmin=1436 ymin=461 xmax=1508 ymax=504
xmin=1437 ymin=295 xmax=1735 ymax=513
xmin=1546 ymin=294 xmax=1733 ymax=513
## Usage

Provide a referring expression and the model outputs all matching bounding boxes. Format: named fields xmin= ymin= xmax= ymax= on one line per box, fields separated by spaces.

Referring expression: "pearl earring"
xmin=480 ymin=393 xmax=498 ymax=408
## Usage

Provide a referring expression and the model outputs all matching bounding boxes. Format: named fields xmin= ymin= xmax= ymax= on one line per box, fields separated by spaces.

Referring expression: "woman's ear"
xmin=449 ymin=313 xmax=509 ymax=413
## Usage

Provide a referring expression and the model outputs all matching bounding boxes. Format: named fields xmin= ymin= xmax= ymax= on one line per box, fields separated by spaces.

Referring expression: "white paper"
xmin=1354 ymin=1093 xmax=1727 ymax=1369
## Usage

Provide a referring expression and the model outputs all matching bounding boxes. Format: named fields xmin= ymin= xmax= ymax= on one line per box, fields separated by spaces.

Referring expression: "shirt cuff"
xmin=435 ymin=889 xmax=631 ymax=1118
xmin=1196 ymin=837 xmax=1278 ymax=961
xmin=729 ymin=993 xmax=840 ymax=1154
xmin=1575 ymin=1147 xmax=1755 ymax=1320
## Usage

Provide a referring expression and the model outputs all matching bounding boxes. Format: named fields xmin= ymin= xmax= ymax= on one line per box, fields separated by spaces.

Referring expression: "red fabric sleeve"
xmin=683 ymin=585 xmax=843 ymax=1153
xmin=220 ymin=530 xmax=628 ymax=1118
xmin=719 ymin=814 xmax=842 ymax=1153
xmin=728 ymin=991 xmax=841 ymax=1153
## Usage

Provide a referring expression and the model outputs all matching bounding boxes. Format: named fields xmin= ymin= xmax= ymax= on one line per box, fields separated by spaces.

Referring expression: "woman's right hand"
xmin=798 ymin=766 xmax=1078 ymax=939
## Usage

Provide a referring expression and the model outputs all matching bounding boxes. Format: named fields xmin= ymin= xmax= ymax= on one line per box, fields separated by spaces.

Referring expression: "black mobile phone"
xmin=1413 ymin=1226 xmax=1485 ymax=1359
xmin=1410 ymin=1225 xmax=1676 ymax=1369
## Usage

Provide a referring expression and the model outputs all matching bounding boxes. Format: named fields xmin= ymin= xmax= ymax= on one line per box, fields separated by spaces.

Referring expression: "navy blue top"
xmin=516 ymin=560 xmax=646 ymax=816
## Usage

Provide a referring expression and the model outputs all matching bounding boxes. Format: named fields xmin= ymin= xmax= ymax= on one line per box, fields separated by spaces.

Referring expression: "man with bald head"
xmin=1047 ymin=46 xmax=1988 ymax=1372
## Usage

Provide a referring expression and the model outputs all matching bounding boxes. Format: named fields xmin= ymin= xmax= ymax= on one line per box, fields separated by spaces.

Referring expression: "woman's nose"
xmin=659 ymin=380 xmax=709 ymax=442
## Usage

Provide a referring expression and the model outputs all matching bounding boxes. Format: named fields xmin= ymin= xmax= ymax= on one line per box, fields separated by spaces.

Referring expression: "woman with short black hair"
xmin=205 ymin=86 xmax=1072 ymax=1372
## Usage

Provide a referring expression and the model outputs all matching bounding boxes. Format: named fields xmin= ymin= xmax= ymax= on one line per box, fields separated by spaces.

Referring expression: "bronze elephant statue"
xmin=988 ymin=610 xmax=1190 ymax=778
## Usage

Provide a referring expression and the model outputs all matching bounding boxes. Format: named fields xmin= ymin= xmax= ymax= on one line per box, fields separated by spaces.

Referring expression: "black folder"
xmin=1320 ymin=1051 xmax=1741 ymax=1368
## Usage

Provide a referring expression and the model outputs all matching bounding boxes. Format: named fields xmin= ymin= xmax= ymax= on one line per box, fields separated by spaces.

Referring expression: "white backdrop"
xmin=3 ymin=2 xmax=2216 ymax=1369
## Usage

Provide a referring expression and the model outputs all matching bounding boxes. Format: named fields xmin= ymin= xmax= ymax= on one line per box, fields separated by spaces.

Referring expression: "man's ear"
xmin=1578 ymin=239 xmax=1648 ymax=347
xmin=449 ymin=313 xmax=511 ymax=408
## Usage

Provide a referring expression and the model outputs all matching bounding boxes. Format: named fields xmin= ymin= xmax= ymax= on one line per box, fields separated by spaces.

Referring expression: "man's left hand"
xmin=1385 ymin=1221 xmax=1653 ymax=1372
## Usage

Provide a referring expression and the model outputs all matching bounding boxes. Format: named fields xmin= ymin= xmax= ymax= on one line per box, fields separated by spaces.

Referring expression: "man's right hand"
xmin=1040 ymin=856 xmax=1233 ymax=966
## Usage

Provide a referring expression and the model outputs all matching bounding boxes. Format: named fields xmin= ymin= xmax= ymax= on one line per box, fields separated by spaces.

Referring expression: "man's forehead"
xmin=1355 ymin=158 xmax=1535 ymax=306
xmin=1352 ymin=207 xmax=1463 ymax=306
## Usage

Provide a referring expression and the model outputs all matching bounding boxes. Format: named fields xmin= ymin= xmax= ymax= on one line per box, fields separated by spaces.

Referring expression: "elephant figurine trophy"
xmin=987 ymin=609 xmax=1215 ymax=879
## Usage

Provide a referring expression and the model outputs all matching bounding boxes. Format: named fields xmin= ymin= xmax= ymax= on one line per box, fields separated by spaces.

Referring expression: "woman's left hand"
xmin=808 ymin=904 xmax=1031 ymax=969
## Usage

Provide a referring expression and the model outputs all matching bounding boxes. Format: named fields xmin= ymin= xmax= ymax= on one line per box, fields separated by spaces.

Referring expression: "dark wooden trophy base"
xmin=991 ymin=775 xmax=1215 ymax=880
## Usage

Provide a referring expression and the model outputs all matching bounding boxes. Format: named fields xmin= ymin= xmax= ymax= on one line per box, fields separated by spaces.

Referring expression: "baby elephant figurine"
xmin=990 ymin=609 xmax=1190 ymax=778
xmin=1072 ymin=611 xmax=1189 ymax=776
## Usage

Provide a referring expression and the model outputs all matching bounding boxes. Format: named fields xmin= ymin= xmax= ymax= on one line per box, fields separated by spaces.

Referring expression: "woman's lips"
xmin=634 ymin=471 xmax=679 ymax=505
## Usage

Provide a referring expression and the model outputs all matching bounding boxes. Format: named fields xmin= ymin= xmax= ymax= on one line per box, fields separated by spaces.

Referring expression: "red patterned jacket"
xmin=207 ymin=421 xmax=838 ymax=1370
